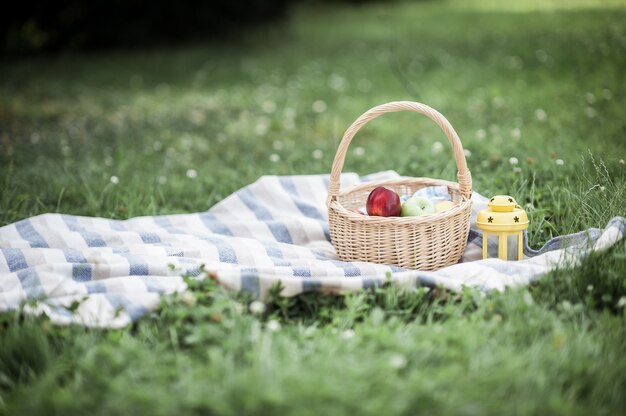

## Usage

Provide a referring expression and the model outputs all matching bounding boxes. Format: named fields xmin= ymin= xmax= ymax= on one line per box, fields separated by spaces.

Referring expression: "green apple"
xmin=401 ymin=196 xmax=436 ymax=217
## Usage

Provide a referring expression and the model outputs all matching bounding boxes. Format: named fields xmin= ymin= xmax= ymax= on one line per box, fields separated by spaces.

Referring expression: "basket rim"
xmin=329 ymin=177 xmax=472 ymax=225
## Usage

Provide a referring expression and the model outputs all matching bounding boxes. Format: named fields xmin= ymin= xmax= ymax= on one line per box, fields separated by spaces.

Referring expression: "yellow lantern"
xmin=476 ymin=195 xmax=529 ymax=260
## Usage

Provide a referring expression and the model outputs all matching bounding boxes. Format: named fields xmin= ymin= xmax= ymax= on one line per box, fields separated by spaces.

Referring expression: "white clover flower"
xmin=110 ymin=175 xmax=119 ymax=184
xmin=312 ymin=100 xmax=327 ymax=113
xmin=328 ymin=73 xmax=347 ymax=92
xmin=266 ymin=320 xmax=281 ymax=332
xmin=262 ymin=100 xmax=277 ymax=113
xmin=269 ymin=153 xmax=281 ymax=163
xmin=431 ymin=141 xmax=444 ymax=154
xmin=617 ymin=296 xmax=626 ymax=308
xmin=509 ymin=157 xmax=519 ymax=165
xmin=254 ymin=120 xmax=269 ymax=136
xmin=475 ymin=129 xmax=486 ymax=140
xmin=158 ymin=176 xmax=167 ymax=185
xmin=181 ymin=292 xmax=196 ymax=306
xmin=30 ymin=133 xmax=40 ymax=144
xmin=353 ymin=146 xmax=365 ymax=157
xmin=555 ymin=159 xmax=564 ymax=166
xmin=585 ymin=107 xmax=596 ymax=118
xmin=463 ymin=149 xmax=472 ymax=158
xmin=272 ymin=140 xmax=284 ymax=150
xmin=389 ymin=354 xmax=408 ymax=369
xmin=587 ymin=285 xmax=594 ymax=292
xmin=249 ymin=300 xmax=266 ymax=315
xmin=186 ymin=169 xmax=198 ymax=179
xmin=511 ymin=128 xmax=521 ymax=140
xmin=535 ymin=49 xmax=548 ymax=63
xmin=585 ymin=92 xmax=595 ymax=104
xmin=312 ymin=149 xmax=323 ymax=159
xmin=535 ymin=108 xmax=547 ymax=121
xmin=513 ymin=167 xmax=522 ymax=173
xmin=341 ymin=329 xmax=355 ymax=340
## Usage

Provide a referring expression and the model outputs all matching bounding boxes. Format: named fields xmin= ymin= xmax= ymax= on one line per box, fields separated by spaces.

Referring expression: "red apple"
xmin=366 ymin=186 xmax=401 ymax=217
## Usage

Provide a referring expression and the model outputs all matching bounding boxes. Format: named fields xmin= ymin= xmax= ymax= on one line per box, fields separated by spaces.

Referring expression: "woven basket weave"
xmin=327 ymin=101 xmax=473 ymax=270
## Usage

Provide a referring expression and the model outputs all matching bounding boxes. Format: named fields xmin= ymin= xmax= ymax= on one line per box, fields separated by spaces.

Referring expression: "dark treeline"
xmin=1 ymin=0 xmax=406 ymax=55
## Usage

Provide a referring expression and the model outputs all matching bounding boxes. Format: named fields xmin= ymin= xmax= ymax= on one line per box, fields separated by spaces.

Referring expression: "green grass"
xmin=1 ymin=0 xmax=625 ymax=414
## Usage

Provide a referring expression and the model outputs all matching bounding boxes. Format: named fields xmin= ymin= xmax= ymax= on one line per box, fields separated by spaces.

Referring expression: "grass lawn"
xmin=1 ymin=0 xmax=625 ymax=414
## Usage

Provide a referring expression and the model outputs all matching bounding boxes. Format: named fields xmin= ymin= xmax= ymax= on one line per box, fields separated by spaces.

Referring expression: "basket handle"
xmin=327 ymin=101 xmax=472 ymax=203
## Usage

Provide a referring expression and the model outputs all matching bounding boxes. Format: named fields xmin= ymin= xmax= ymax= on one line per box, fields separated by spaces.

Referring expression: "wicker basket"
xmin=327 ymin=101 xmax=473 ymax=270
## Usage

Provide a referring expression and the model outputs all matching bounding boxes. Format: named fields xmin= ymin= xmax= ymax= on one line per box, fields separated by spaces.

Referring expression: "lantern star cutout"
xmin=488 ymin=216 xmax=493 ymax=223
xmin=514 ymin=216 xmax=519 ymax=223
xmin=508 ymin=198 xmax=514 ymax=203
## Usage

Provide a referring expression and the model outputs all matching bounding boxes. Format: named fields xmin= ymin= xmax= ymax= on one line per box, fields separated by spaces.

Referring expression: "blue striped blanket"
xmin=1 ymin=171 xmax=624 ymax=327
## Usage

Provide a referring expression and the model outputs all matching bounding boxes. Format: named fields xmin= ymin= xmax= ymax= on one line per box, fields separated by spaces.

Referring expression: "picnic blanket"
xmin=1 ymin=171 xmax=624 ymax=328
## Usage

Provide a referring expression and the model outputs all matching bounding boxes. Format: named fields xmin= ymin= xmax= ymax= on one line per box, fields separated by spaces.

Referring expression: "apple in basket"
xmin=366 ymin=186 xmax=401 ymax=217
xmin=401 ymin=196 xmax=436 ymax=217
xmin=435 ymin=200 xmax=455 ymax=212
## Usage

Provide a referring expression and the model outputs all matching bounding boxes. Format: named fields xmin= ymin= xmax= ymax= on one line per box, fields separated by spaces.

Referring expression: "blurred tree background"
xmin=1 ymin=0 xmax=405 ymax=54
